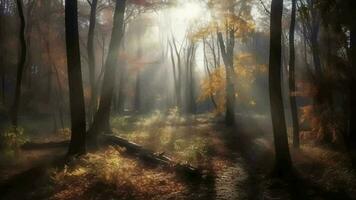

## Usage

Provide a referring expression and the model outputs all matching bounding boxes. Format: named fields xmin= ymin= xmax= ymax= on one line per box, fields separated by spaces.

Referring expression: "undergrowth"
xmin=0 ymin=126 xmax=28 ymax=161
xmin=298 ymin=145 xmax=356 ymax=198
xmin=111 ymin=111 xmax=211 ymax=167
xmin=50 ymin=147 xmax=188 ymax=200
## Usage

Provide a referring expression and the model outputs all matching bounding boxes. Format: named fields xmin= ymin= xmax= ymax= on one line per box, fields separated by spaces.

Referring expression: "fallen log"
xmin=99 ymin=134 xmax=204 ymax=178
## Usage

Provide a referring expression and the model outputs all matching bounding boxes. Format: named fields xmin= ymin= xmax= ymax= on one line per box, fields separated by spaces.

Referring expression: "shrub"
xmin=0 ymin=126 xmax=28 ymax=159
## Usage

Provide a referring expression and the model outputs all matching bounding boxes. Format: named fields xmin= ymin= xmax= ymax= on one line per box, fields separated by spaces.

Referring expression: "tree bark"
xmin=87 ymin=0 xmax=98 ymax=123
xmin=310 ymin=0 xmax=322 ymax=76
xmin=168 ymin=40 xmax=179 ymax=108
xmin=11 ymin=0 xmax=27 ymax=127
xmin=187 ymin=43 xmax=197 ymax=114
xmin=1 ymin=62 xmax=4 ymax=104
xmin=23 ymin=0 xmax=35 ymax=91
xmin=134 ymin=70 xmax=141 ymax=113
xmin=289 ymin=0 xmax=299 ymax=149
xmin=171 ymin=37 xmax=183 ymax=111
xmin=65 ymin=0 xmax=87 ymax=156
xmin=0 ymin=26 xmax=5 ymax=105
xmin=269 ymin=0 xmax=292 ymax=176
xmin=134 ymin=35 xmax=143 ymax=113
xmin=217 ymin=31 xmax=235 ymax=126
xmin=348 ymin=4 xmax=356 ymax=156
xmin=117 ymin=63 xmax=126 ymax=114
xmin=88 ymin=0 xmax=127 ymax=146
xmin=203 ymin=39 xmax=217 ymax=109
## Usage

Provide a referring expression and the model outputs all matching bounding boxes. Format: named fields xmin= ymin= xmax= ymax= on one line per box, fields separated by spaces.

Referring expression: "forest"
xmin=0 ymin=0 xmax=356 ymax=199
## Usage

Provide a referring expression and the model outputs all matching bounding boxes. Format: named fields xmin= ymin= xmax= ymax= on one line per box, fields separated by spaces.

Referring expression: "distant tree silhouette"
xmin=11 ymin=0 xmax=26 ymax=127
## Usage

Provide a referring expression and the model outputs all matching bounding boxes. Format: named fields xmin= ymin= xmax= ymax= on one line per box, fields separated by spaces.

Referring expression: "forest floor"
xmin=0 ymin=113 xmax=355 ymax=200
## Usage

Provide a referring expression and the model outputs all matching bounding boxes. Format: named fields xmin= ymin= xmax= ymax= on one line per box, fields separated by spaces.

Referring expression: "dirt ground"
xmin=0 ymin=114 xmax=355 ymax=200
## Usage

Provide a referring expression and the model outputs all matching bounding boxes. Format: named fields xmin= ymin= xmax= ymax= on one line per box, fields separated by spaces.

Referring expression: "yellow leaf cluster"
xmin=189 ymin=25 xmax=216 ymax=42
xmin=199 ymin=53 xmax=267 ymax=113
xmin=198 ymin=67 xmax=226 ymax=114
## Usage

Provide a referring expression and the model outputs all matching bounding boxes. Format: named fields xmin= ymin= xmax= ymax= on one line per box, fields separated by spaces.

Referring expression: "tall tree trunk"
xmin=310 ymin=0 xmax=322 ymax=76
xmin=203 ymin=39 xmax=217 ymax=109
xmin=217 ymin=31 xmax=235 ymax=126
xmin=52 ymin=64 xmax=65 ymax=130
xmin=189 ymin=63 xmax=196 ymax=114
xmin=171 ymin=37 xmax=182 ymax=111
xmin=1 ymin=64 xmax=5 ymax=104
xmin=134 ymin=35 xmax=143 ymax=113
xmin=309 ymin=2 xmax=328 ymax=137
xmin=189 ymin=44 xmax=196 ymax=114
xmin=0 ymin=1 xmax=5 ymax=104
xmin=309 ymin=0 xmax=333 ymax=143
xmin=302 ymin=25 xmax=309 ymax=68
xmin=348 ymin=3 xmax=356 ymax=161
xmin=87 ymin=0 xmax=98 ymax=123
xmin=168 ymin=40 xmax=179 ymax=108
xmin=134 ymin=70 xmax=141 ymax=113
xmin=44 ymin=29 xmax=66 ymax=131
xmin=117 ymin=63 xmax=126 ymax=114
xmin=11 ymin=0 xmax=27 ymax=127
xmin=269 ymin=0 xmax=292 ymax=176
xmin=23 ymin=0 xmax=34 ymax=91
xmin=65 ymin=0 xmax=87 ymax=156
xmin=185 ymin=43 xmax=196 ymax=114
xmin=289 ymin=0 xmax=300 ymax=149
xmin=46 ymin=39 xmax=53 ymax=104
xmin=311 ymin=28 xmax=322 ymax=77
xmin=46 ymin=66 xmax=52 ymax=104
xmin=88 ymin=0 xmax=127 ymax=145
xmin=0 ymin=29 xmax=5 ymax=105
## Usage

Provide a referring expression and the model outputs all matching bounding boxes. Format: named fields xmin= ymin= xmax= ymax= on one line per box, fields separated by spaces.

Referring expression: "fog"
xmin=1 ymin=0 xmax=355 ymax=199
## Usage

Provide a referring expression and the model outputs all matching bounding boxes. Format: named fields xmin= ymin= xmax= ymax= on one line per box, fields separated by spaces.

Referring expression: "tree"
xmin=168 ymin=35 xmax=183 ymax=110
xmin=289 ymin=0 xmax=299 ymax=148
xmin=10 ymin=0 xmax=26 ymax=127
xmin=65 ymin=0 xmax=87 ymax=156
xmin=134 ymin=70 xmax=142 ymax=112
xmin=309 ymin=0 xmax=322 ymax=77
xmin=185 ymin=42 xmax=197 ymax=114
xmin=116 ymin=57 xmax=127 ymax=114
xmin=87 ymin=0 xmax=99 ymax=123
xmin=348 ymin=0 xmax=356 ymax=163
xmin=134 ymin=29 xmax=143 ymax=113
xmin=269 ymin=0 xmax=292 ymax=175
xmin=218 ymin=30 xmax=236 ymax=126
xmin=299 ymin=1 xmax=330 ymax=121
xmin=202 ymin=37 xmax=218 ymax=109
xmin=88 ymin=0 xmax=127 ymax=145
xmin=210 ymin=0 xmax=254 ymax=126
xmin=0 ymin=0 xmax=6 ymax=105
xmin=299 ymin=0 xmax=322 ymax=75
xmin=194 ymin=0 xmax=254 ymax=118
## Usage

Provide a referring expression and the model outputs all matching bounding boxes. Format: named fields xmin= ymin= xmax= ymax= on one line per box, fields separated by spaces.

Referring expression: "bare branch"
xmin=257 ymin=0 xmax=270 ymax=15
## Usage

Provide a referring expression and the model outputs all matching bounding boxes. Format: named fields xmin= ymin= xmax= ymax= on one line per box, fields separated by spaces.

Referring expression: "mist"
xmin=1 ymin=0 xmax=356 ymax=199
